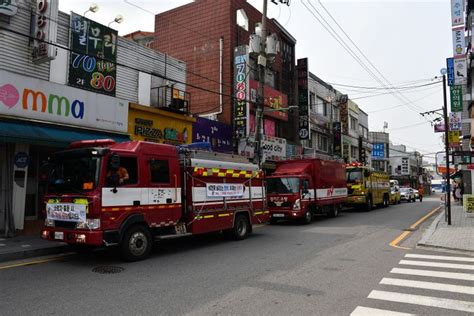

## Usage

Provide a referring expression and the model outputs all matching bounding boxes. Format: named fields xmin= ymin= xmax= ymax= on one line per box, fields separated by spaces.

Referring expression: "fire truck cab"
xmin=41 ymin=140 xmax=268 ymax=261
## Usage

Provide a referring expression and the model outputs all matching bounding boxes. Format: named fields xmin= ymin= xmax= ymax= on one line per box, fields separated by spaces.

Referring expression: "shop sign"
xmin=454 ymin=58 xmax=467 ymax=85
xmin=133 ymin=117 xmax=188 ymax=144
xmin=0 ymin=0 xmax=18 ymax=16
xmin=451 ymin=0 xmax=464 ymax=26
xmin=192 ymin=117 xmax=233 ymax=152
xmin=333 ymin=122 xmax=342 ymax=156
xmin=434 ymin=122 xmax=445 ymax=133
xmin=206 ymin=183 xmax=244 ymax=198
xmin=32 ymin=0 xmax=58 ymax=64
xmin=14 ymin=152 xmax=29 ymax=168
xmin=372 ymin=143 xmax=385 ymax=160
xmin=452 ymin=27 xmax=465 ymax=57
xmin=449 ymin=112 xmax=462 ymax=131
xmin=233 ymin=45 xmax=249 ymax=138
xmin=450 ymin=85 xmax=463 ymax=112
xmin=340 ymin=101 xmax=349 ymax=135
xmin=238 ymin=135 xmax=286 ymax=162
xmin=297 ymin=58 xmax=309 ymax=139
xmin=462 ymin=194 xmax=474 ymax=214
xmin=448 ymin=130 xmax=461 ymax=147
xmin=286 ymin=143 xmax=303 ymax=159
xmin=446 ymin=58 xmax=455 ymax=86
xmin=249 ymin=80 xmax=288 ymax=121
xmin=0 ymin=70 xmax=128 ymax=132
xmin=68 ymin=13 xmax=118 ymax=96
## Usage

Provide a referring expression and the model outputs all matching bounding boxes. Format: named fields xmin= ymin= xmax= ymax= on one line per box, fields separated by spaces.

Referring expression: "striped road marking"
xmin=368 ymin=290 xmax=474 ymax=313
xmin=380 ymin=277 xmax=474 ymax=295
xmin=399 ymin=260 xmax=474 ymax=271
xmin=405 ymin=253 xmax=474 ymax=263
xmin=391 ymin=267 xmax=474 ymax=281
xmin=350 ymin=306 xmax=415 ymax=316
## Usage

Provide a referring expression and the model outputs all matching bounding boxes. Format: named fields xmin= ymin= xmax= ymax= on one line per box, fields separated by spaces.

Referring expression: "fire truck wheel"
xmin=231 ymin=214 xmax=250 ymax=240
xmin=302 ymin=210 xmax=312 ymax=224
xmin=327 ymin=204 xmax=340 ymax=218
xmin=120 ymin=225 xmax=152 ymax=261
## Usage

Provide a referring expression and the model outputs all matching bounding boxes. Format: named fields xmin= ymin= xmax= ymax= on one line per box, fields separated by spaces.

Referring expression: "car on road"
xmin=413 ymin=189 xmax=419 ymax=199
xmin=400 ymin=187 xmax=416 ymax=202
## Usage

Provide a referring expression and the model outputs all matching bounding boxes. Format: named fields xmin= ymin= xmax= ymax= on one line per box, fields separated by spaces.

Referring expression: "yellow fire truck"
xmin=346 ymin=164 xmax=390 ymax=211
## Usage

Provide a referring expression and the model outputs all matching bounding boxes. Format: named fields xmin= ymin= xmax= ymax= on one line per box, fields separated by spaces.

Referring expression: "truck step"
xmin=154 ymin=233 xmax=193 ymax=241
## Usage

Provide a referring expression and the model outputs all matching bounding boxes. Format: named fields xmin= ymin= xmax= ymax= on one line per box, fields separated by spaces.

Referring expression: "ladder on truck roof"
xmin=179 ymin=150 xmax=259 ymax=171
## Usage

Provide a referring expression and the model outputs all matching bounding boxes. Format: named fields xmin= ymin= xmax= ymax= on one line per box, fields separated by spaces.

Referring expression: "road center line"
xmin=390 ymin=267 xmax=474 ymax=281
xmin=399 ymin=259 xmax=474 ymax=270
xmin=368 ymin=290 xmax=474 ymax=313
xmin=380 ymin=277 xmax=474 ymax=295
xmin=405 ymin=253 xmax=474 ymax=263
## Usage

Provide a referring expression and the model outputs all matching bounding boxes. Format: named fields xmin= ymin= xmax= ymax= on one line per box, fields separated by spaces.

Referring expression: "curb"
xmin=417 ymin=209 xmax=444 ymax=246
xmin=0 ymin=245 xmax=69 ymax=264
xmin=417 ymin=243 xmax=474 ymax=255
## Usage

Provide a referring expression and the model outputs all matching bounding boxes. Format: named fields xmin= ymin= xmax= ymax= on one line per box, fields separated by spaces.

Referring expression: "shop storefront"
xmin=128 ymin=103 xmax=195 ymax=145
xmin=0 ymin=70 xmax=130 ymax=236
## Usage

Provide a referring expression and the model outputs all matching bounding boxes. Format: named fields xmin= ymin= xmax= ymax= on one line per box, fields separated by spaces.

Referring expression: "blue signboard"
xmin=447 ymin=58 xmax=455 ymax=86
xmin=193 ymin=117 xmax=233 ymax=153
xmin=371 ymin=143 xmax=385 ymax=160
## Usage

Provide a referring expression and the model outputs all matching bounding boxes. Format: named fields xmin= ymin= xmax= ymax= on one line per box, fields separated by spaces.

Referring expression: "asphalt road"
xmin=2 ymin=196 xmax=466 ymax=315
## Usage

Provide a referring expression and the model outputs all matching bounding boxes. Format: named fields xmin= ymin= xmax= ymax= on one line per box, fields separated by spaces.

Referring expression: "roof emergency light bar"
xmin=70 ymin=139 xmax=116 ymax=149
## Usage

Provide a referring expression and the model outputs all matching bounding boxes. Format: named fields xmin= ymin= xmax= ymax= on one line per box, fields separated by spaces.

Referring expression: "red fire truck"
xmin=266 ymin=158 xmax=347 ymax=224
xmin=41 ymin=140 xmax=268 ymax=261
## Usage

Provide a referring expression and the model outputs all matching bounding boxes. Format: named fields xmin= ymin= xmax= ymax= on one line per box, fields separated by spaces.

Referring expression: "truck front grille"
xmin=54 ymin=221 xmax=77 ymax=229
xmin=268 ymin=201 xmax=292 ymax=207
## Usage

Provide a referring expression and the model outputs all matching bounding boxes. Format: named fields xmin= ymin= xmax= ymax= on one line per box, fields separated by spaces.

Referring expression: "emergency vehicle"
xmin=346 ymin=163 xmax=390 ymax=211
xmin=41 ymin=140 xmax=268 ymax=261
xmin=266 ymin=157 xmax=347 ymax=224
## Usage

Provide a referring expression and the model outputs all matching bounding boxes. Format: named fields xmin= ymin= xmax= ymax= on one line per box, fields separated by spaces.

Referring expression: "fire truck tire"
xmin=120 ymin=225 xmax=152 ymax=261
xmin=327 ymin=204 xmax=340 ymax=218
xmin=269 ymin=218 xmax=279 ymax=225
xmin=231 ymin=214 xmax=250 ymax=240
xmin=302 ymin=210 xmax=312 ymax=224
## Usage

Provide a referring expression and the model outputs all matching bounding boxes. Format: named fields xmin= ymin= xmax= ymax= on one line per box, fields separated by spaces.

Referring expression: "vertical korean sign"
xmin=32 ymin=0 xmax=58 ymax=64
xmin=451 ymin=0 xmax=464 ymax=26
xmin=297 ymin=58 xmax=309 ymax=140
xmin=233 ymin=45 xmax=249 ymax=139
xmin=68 ymin=13 xmax=118 ymax=96
xmin=450 ymin=85 xmax=463 ymax=112
xmin=452 ymin=26 xmax=465 ymax=57
xmin=446 ymin=58 xmax=455 ymax=86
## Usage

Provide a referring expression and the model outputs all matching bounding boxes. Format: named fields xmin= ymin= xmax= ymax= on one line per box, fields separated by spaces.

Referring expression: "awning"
xmin=0 ymin=120 xmax=130 ymax=148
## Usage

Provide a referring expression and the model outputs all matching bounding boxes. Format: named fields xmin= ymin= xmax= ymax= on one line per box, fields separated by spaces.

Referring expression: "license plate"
xmin=54 ymin=232 xmax=64 ymax=240
xmin=273 ymin=213 xmax=285 ymax=218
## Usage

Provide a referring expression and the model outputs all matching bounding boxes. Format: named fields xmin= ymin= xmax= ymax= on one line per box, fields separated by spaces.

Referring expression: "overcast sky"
xmin=59 ymin=0 xmax=451 ymax=162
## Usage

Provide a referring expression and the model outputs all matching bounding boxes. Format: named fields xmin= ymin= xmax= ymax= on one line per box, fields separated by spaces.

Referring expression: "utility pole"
xmin=442 ymin=74 xmax=452 ymax=225
xmin=254 ymin=0 xmax=268 ymax=167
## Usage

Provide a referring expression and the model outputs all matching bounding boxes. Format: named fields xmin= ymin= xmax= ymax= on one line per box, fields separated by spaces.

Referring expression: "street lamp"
xmin=108 ymin=15 xmax=124 ymax=27
xmin=84 ymin=3 xmax=99 ymax=16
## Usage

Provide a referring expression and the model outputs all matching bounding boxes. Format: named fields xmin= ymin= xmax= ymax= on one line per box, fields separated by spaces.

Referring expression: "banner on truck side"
xmin=206 ymin=183 xmax=244 ymax=197
xmin=46 ymin=203 xmax=87 ymax=222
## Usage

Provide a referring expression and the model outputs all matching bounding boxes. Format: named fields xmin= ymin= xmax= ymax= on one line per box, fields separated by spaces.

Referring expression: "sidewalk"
xmin=0 ymin=235 xmax=69 ymax=263
xmin=418 ymin=202 xmax=474 ymax=253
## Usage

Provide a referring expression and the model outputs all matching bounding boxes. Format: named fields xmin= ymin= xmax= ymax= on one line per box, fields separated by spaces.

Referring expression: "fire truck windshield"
xmin=267 ymin=177 xmax=300 ymax=194
xmin=47 ymin=154 xmax=101 ymax=193
xmin=346 ymin=168 xmax=363 ymax=183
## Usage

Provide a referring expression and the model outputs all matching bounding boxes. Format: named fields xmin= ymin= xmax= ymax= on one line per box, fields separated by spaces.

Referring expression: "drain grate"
xmin=92 ymin=266 xmax=124 ymax=274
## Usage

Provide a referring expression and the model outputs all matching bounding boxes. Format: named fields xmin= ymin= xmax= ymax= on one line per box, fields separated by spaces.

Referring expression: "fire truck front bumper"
xmin=269 ymin=209 xmax=304 ymax=219
xmin=41 ymin=228 xmax=104 ymax=246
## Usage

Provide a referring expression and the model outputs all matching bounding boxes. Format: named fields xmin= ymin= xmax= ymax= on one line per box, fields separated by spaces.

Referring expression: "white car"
xmin=400 ymin=188 xmax=416 ymax=202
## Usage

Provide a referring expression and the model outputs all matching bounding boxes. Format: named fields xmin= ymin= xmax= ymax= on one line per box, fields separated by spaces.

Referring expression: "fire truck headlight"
xmin=44 ymin=218 xmax=54 ymax=227
xmin=293 ymin=199 xmax=301 ymax=211
xmin=77 ymin=219 xmax=101 ymax=230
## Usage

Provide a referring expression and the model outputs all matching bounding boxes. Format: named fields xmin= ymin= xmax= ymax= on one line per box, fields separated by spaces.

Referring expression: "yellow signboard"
xmin=448 ymin=130 xmax=461 ymax=145
xmin=463 ymin=194 xmax=474 ymax=214
xmin=128 ymin=103 xmax=195 ymax=144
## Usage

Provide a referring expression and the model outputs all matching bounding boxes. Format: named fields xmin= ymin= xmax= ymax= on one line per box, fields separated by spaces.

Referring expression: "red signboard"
xmin=249 ymin=80 xmax=288 ymax=121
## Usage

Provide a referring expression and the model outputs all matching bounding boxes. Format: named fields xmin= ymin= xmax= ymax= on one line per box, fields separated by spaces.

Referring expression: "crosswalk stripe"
xmin=380 ymin=277 xmax=474 ymax=295
xmin=368 ymin=290 xmax=474 ymax=313
xmin=399 ymin=260 xmax=474 ymax=271
xmin=391 ymin=268 xmax=474 ymax=281
xmin=405 ymin=253 xmax=474 ymax=263
xmin=351 ymin=306 xmax=415 ymax=316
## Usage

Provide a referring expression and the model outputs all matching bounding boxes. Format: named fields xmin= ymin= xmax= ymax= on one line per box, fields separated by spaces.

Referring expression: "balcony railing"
xmin=151 ymin=86 xmax=190 ymax=114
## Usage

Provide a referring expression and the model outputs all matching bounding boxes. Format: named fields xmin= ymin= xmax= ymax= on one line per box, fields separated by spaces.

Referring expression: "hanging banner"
xmin=450 ymin=85 xmax=463 ymax=112
xmin=454 ymin=58 xmax=467 ymax=85
xmin=448 ymin=130 xmax=461 ymax=147
xmin=452 ymin=27 xmax=465 ymax=57
xmin=206 ymin=183 xmax=244 ymax=198
xmin=449 ymin=112 xmax=462 ymax=131
xmin=451 ymin=0 xmax=464 ymax=26
xmin=233 ymin=45 xmax=249 ymax=139
xmin=434 ymin=122 xmax=446 ymax=133
xmin=68 ymin=12 xmax=118 ymax=96
xmin=446 ymin=58 xmax=455 ymax=86
xmin=297 ymin=58 xmax=310 ymax=140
